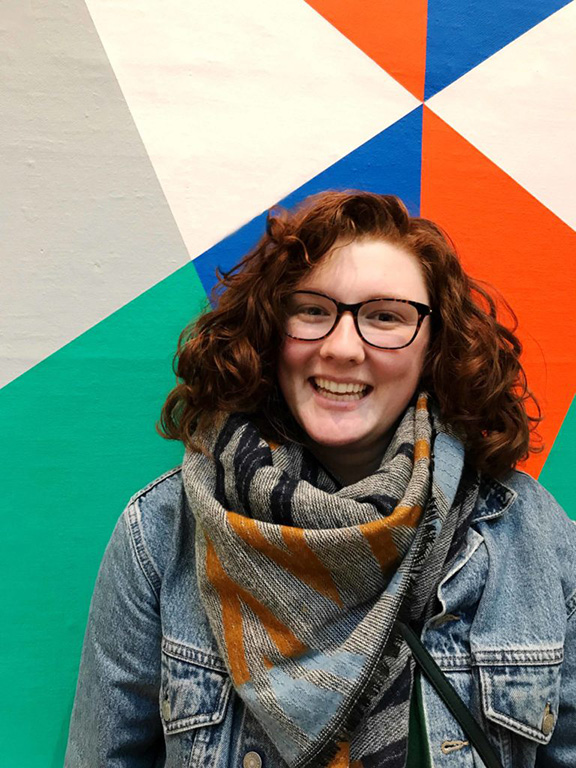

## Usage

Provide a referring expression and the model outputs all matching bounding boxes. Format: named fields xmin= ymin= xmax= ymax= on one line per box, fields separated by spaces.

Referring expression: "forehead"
xmin=297 ymin=238 xmax=429 ymax=303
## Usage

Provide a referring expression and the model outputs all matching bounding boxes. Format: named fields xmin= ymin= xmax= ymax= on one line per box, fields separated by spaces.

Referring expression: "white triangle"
xmin=427 ymin=2 xmax=576 ymax=232
xmin=85 ymin=0 xmax=420 ymax=259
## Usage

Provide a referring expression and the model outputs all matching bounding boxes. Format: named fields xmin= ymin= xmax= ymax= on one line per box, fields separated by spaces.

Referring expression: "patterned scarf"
xmin=182 ymin=393 xmax=479 ymax=768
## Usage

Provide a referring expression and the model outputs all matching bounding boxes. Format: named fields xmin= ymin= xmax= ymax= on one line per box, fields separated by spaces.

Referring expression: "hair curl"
xmin=159 ymin=190 xmax=541 ymax=477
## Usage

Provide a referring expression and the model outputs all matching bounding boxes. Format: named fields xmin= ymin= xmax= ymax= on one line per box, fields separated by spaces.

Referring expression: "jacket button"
xmin=541 ymin=703 xmax=555 ymax=736
xmin=161 ymin=697 xmax=171 ymax=721
xmin=243 ymin=752 xmax=262 ymax=768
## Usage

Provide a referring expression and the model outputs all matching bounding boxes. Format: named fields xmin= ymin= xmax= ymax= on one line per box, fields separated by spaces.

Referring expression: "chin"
xmin=305 ymin=425 xmax=371 ymax=449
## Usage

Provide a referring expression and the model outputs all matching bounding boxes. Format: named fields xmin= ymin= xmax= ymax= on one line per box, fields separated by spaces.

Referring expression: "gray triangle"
xmin=0 ymin=0 xmax=189 ymax=387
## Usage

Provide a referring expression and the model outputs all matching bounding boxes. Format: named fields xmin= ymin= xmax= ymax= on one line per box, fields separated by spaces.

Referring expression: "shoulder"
xmin=477 ymin=469 xmax=576 ymax=608
xmin=124 ymin=465 xmax=190 ymax=587
xmin=475 ymin=468 xmax=574 ymax=532
xmin=478 ymin=467 xmax=573 ymax=526
xmin=500 ymin=469 xmax=574 ymax=531
xmin=128 ymin=464 xmax=184 ymax=516
xmin=123 ymin=464 xmax=221 ymax=653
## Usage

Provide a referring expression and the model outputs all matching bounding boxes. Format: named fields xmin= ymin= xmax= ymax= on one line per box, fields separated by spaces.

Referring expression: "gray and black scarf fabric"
xmin=182 ymin=393 xmax=479 ymax=768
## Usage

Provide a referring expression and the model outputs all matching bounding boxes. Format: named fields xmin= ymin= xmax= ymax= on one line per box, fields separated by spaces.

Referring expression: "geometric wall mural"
xmin=1 ymin=1 xmax=575 ymax=765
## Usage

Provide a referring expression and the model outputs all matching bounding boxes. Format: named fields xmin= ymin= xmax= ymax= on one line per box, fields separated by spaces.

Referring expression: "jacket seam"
xmin=424 ymin=529 xmax=484 ymax=633
xmin=127 ymin=464 xmax=182 ymax=506
xmin=432 ymin=657 xmax=472 ymax=671
xmin=567 ymin=587 xmax=576 ymax=620
xmin=472 ymin=647 xmax=563 ymax=665
xmin=481 ymin=694 xmax=548 ymax=744
xmin=126 ymin=501 xmax=162 ymax=600
xmin=162 ymin=636 xmax=227 ymax=672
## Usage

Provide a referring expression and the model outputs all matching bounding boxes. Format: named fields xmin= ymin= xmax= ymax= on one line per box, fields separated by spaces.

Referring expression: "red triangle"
xmin=305 ymin=0 xmax=428 ymax=101
xmin=421 ymin=106 xmax=576 ymax=476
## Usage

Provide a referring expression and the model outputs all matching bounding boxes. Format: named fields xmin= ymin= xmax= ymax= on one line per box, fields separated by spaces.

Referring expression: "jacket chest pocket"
xmin=160 ymin=637 xmax=232 ymax=768
xmin=477 ymin=650 xmax=563 ymax=764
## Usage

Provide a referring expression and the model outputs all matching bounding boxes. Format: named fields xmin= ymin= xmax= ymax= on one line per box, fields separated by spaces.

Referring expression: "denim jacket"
xmin=65 ymin=466 xmax=576 ymax=768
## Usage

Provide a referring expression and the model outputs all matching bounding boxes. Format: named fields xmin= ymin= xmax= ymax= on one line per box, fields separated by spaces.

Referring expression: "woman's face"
xmin=277 ymin=238 xmax=431 ymax=456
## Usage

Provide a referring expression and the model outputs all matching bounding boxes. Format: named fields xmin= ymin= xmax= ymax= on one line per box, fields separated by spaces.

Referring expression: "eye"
xmin=298 ymin=305 xmax=330 ymax=317
xmin=367 ymin=310 xmax=403 ymax=323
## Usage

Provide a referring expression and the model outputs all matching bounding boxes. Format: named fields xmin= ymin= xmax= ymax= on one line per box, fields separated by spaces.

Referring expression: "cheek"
xmin=397 ymin=327 xmax=430 ymax=380
xmin=277 ymin=339 xmax=308 ymax=393
xmin=372 ymin=339 xmax=429 ymax=387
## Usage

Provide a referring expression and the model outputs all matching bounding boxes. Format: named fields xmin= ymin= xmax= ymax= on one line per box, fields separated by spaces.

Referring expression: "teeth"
xmin=314 ymin=377 xmax=368 ymax=394
xmin=317 ymin=390 xmax=365 ymax=401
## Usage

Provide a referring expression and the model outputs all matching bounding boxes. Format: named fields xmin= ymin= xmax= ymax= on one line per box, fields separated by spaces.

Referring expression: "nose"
xmin=318 ymin=312 xmax=366 ymax=364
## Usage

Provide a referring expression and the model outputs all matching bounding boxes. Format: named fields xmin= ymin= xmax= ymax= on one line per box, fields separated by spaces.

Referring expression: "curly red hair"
xmin=159 ymin=190 xmax=541 ymax=477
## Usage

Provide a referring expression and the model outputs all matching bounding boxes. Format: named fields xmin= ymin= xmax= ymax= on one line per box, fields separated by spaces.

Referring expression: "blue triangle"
xmin=425 ymin=0 xmax=571 ymax=100
xmin=193 ymin=106 xmax=423 ymax=298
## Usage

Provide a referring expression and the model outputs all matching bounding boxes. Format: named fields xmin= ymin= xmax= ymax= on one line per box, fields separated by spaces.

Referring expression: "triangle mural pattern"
xmin=1 ymin=1 xmax=575 ymax=764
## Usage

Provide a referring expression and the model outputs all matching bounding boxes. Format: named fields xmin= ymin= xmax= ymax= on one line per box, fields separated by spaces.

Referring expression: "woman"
xmin=65 ymin=191 xmax=576 ymax=768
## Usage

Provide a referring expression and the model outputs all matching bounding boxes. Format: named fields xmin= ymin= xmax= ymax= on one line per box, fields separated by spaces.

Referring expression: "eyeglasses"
xmin=284 ymin=291 xmax=432 ymax=350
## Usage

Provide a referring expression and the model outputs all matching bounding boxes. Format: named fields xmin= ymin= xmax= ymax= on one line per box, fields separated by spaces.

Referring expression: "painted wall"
xmin=1 ymin=1 xmax=575 ymax=764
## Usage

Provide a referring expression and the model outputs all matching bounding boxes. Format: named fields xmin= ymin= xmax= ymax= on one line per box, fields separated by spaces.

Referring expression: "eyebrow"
xmin=297 ymin=289 xmax=410 ymax=302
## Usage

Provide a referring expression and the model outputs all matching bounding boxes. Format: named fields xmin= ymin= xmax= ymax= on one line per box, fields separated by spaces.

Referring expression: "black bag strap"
xmin=396 ymin=620 xmax=504 ymax=768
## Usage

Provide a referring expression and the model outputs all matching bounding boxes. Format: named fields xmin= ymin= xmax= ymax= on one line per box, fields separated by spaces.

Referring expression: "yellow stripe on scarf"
xmin=414 ymin=439 xmax=430 ymax=461
xmin=359 ymin=505 xmax=423 ymax=573
xmin=227 ymin=512 xmax=343 ymax=606
xmin=328 ymin=742 xmax=349 ymax=767
xmin=205 ymin=534 xmax=307 ymax=686
xmin=326 ymin=742 xmax=365 ymax=768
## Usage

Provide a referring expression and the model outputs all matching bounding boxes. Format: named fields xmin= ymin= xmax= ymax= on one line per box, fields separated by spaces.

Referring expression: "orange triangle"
xmin=305 ymin=0 xmax=428 ymax=101
xmin=421 ymin=106 xmax=576 ymax=476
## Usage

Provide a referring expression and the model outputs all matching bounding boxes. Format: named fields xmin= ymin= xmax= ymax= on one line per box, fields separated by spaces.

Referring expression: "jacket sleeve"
xmin=65 ymin=504 xmax=164 ymax=767
xmin=535 ymin=589 xmax=576 ymax=768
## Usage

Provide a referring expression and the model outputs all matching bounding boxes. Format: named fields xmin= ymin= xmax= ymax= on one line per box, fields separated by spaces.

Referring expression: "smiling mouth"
xmin=311 ymin=377 xmax=372 ymax=401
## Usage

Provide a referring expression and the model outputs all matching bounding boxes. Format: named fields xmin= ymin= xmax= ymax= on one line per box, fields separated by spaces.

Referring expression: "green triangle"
xmin=0 ymin=262 xmax=207 ymax=765
xmin=540 ymin=396 xmax=576 ymax=521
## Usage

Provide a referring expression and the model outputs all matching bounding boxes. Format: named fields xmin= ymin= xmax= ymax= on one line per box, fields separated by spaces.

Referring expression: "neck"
xmin=306 ymin=438 xmax=390 ymax=486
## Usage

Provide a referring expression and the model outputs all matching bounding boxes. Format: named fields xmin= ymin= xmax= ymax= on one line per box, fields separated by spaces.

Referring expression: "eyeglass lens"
xmin=285 ymin=292 xmax=420 ymax=349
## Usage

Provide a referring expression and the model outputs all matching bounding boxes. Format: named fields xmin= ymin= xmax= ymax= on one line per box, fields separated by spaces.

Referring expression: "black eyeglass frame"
xmin=284 ymin=290 xmax=433 ymax=350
